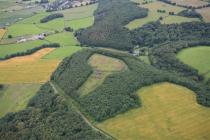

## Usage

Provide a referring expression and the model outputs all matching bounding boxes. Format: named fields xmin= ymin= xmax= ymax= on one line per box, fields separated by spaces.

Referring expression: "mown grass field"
xmin=0 ymin=40 xmax=48 ymax=58
xmin=79 ymin=54 xmax=127 ymax=96
xmin=126 ymin=0 xmax=199 ymax=29
xmin=66 ymin=16 xmax=94 ymax=30
xmin=98 ymin=83 xmax=210 ymax=140
xmin=0 ymin=48 xmax=60 ymax=84
xmin=0 ymin=84 xmax=41 ymax=118
xmin=177 ymin=46 xmax=210 ymax=79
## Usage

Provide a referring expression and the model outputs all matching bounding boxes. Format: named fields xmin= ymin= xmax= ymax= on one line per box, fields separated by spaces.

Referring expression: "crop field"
xmin=170 ymin=0 xmax=209 ymax=7
xmin=0 ymin=28 xmax=6 ymax=40
xmin=0 ymin=48 xmax=60 ymax=84
xmin=0 ymin=84 xmax=41 ymax=118
xmin=0 ymin=40 xmax=48 ymax=59
xmin=197 ymin=7 xmax=210 ymax=22
xmin=79 ymin=54 xmax=127 ymax=96
xmin=126 ymin=1 xmax=199 ymax=29
xmin=98 ymin=83 xmax=210 ymax=140
xmin=177 ymin=46 xmax=210 ymax=79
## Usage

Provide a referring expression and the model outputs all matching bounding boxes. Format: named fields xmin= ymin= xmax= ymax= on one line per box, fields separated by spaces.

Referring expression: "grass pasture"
xmin=177 ymin=46 xmax=210 ymax=79
xmin=44 ymin=32 xmax=81 ymax=60
xmin=5 ymin=23 xmax=45 ymax=37
xmin=126 ymin=1 xmax=199 ymax=29
xmin=66 ymin=16 xmax=94 ymax=30
xmin=79 ymin=54 xmax=127 ymax=96
xmin=98 ymin=83 xmax=210 ymax=140
xmin=0 ymin=40 xmax=48 ymax=59
xmin=0 ymin=84 xmax=41 ymax=118
xmin=0 ymin=48 xmax=60 ymax=84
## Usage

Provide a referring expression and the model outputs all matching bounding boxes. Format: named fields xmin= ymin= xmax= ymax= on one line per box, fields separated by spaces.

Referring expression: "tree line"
xmin=0 ymin=43 xmax=60 ymax=60
xmin=40 ymin=13 xmax=64 ymax=23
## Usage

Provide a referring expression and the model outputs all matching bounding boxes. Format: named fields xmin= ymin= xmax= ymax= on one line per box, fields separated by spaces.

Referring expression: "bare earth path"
xmin=49 ymin=81 xmax=116 ymax=140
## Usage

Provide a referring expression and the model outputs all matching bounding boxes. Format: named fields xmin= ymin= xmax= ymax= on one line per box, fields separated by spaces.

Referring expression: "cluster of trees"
xmin=52 ymin=49 xmax=210 ymax=122
xmin=178 ymin=9 xmax=202 ymax=19
xmin=157 ymin=9 xmax=166 ymax=13
xmin=64 ymin=27 xmax=74 ymax=32
xmin=131 ymin=21 xmax=210 ymax=47
xmin=0 ymin=84 xmax=3 ymax=90
xmin=40 ymin=13 xmax=64 ymax=23
xmin=0 ymin=83 xmax=110 ymax=140
xmin=0 ymin=43 xmax=60 ymax=60
xmin=75 ymin=0 xmax=148 ymax=51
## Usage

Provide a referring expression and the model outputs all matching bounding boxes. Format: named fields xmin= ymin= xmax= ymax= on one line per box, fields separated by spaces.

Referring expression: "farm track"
xmin=49 ymin=81 xmax=117 ymax=140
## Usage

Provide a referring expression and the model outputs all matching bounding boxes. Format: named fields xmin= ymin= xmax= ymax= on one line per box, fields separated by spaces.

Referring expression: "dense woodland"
xmin=76 ymin=0 xmax=148 ymax=51
xmin=40 ymin=13 xmax=64 ymax=23
xmin=131 ymin=21 xmax=210 ymax=47
xmin=52 ymin=49 xmax=210 ymax=121
xmin=0 ymin=83 xmax=110 ymax=140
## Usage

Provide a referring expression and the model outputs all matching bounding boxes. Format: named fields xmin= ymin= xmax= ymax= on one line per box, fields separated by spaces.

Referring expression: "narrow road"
xmin=49 ymin=81 xmax=117 ymax=140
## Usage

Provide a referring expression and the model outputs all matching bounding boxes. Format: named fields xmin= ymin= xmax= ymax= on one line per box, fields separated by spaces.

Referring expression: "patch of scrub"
xmin=0 ymin=84 xmax=41 ymax=118
xmin=79 ymin=54 xmax=127 ymax=96
xmin=177 ymin=46 xmax=210 ymax=79
xmin=98 ymin=83 xmax=210 ymax=140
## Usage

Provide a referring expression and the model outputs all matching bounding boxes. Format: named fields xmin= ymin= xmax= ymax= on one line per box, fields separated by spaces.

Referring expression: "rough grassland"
xmin=98 ymin=83 xmax=210 ymax=140
xmin=0 ymin=40 xmax=48 ymax=58
xmin=197 ymin=7 xmax=210 ymax=22
xmin=0 ymin=84 xmax=41 ymax=118
xmin=126 ymin=1 xmax=199 ymax=29
xmin=177 ymin=46 xmax=210 ymax=79
xmin=79 ymin=54 xmax=127 ymax=96
xmin=0 ymin=28 xmax=6 ymax=40
xmin=0 ymin=48 xmax=60 ymax=84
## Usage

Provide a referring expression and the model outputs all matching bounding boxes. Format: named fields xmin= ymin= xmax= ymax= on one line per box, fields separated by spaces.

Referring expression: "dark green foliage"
xmin=0 ymin=84 xmax=3 ymax=90
xmin=0 ymin=43 xmax=60 ymax=60
xmin=0 ymin=83 xmax=109 ymax=140
xmin=52 ymin=49 xmax=210 ymax=122
xmin=131 ymin=21 xmax=210 ymax=47
xmin=7 ymin=35 xmax=12 ymax=39
xmin=178 ymin=9 xmax=202 ymax=19
xmin=40 ymin=13 xmax=64 ymax=23
xmin=76 ymin=0 xmax=148 ymax=51
xmin=64 ymin=27 xmax=74 ymax=32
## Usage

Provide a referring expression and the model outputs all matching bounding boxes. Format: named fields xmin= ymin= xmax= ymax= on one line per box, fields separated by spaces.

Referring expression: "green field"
xmin=0 ymin=40 xmax=48 ymax=58
xmin=79 ymin=54 xmax=127 ymax=96
xmin=43 ymin=32 xmax=81 ymax=60
xmin=126 ymin=1 xmax=199 ymax=29
xmin=66 ymin=16 xmax=94 ymax=30
xmin=98 ymin=83 xmax=210 ymax=140
xmin=177 ymin=46 xmax=210 ymax=79
xmin=0 ymin=84 xmax=41 ymax=118
xmin=139 ymin=55 xmax=151 ymax=64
